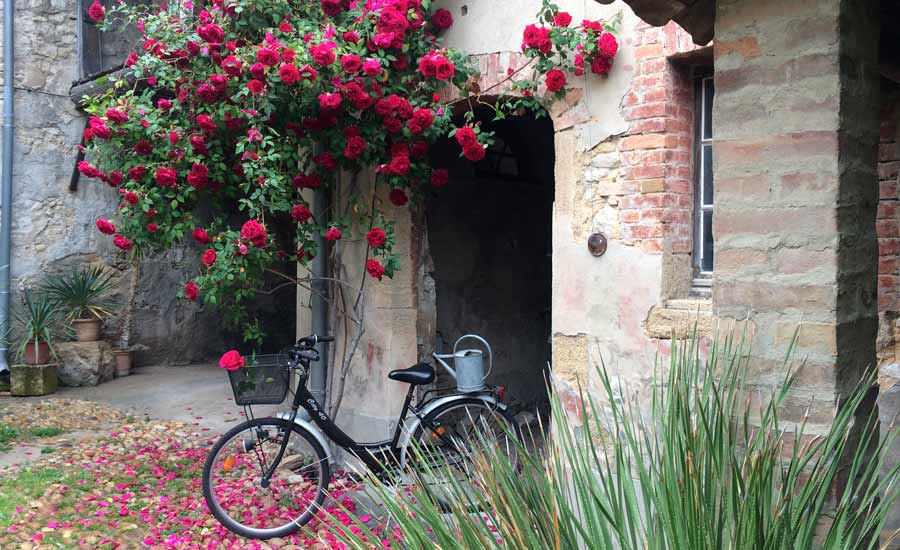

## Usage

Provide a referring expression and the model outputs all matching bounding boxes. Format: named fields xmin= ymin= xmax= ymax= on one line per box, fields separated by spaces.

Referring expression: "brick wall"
xmin=877 ymin=90 xmax=900 ymax=365
xmin=619 ymin=22 xmax=700 ymax=256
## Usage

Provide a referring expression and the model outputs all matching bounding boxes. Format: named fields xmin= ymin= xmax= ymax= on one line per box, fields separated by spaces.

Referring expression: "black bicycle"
xmin=201 ymin=334 xmax=519 ymax=540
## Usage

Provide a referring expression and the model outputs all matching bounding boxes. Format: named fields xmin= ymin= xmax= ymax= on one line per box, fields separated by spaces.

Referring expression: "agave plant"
xmin=13 ymin=290 xmax=62 ymax=362
xmin=42 ymin=265 xmax=115 ymax=321
xmin=332 ymin=334 xmax=900 ymax=550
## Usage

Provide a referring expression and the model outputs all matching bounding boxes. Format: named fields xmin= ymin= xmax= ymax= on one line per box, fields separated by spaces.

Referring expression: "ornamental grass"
xmin=334 ymin=334 xmax=900 ymax=550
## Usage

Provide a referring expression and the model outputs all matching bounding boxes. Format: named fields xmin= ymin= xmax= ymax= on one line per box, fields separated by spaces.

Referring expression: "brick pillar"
xmin=713 ymin=0 xmax=880 ymax=426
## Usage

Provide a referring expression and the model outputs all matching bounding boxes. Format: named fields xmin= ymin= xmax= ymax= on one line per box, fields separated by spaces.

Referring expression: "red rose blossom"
xmin=590 ymin=55 xmax=612 ymax=75
xmin=124 ymin=191 xmax=139 ymax=205
xmin=87 ymin=0 xmax=105 ymax=21
xmin=434 ymin=57 xmax=455 ymax=81
xmin=343 ymin=135 xmax=367 ymax=159
xmin=553 ymin=12 xmax=572 ymax=26
xmin=113 ymin=234 xmax=132 ymax=251
xmin=597 ymin=32 xmax=618 ymax=58
xmin=147 ymin=222 xmax=159 ymax=233
xmin=432 ymin=8 xmax=453 ymax=30
xmin=240 ymin=219 xmax=267 ymax=247
xmin=454 ymin=126 xmax=477 ymax=147
xmin=463 ymin=142 xmax=487 ymax=162
xmin=105 ymin=109 xmax=128 ymax=123
xmin=340 ymin=54 xmax=362 ymax=73
xmin=256 ymin=48 xmax=279 ymax=67
xmin=366 ymin=259 xmax=385 ymax=280
xmin=192 ymin=227 xmax=211 ymax=244
xmin=196 ymin=114 xmax=217 ymax=132
xmin=321 ymin=0 xmax=341 ymax=16
xmin=184 ymin=281 xmax=199 ymax=301
xmin=247 ymin=80 xmax=265 ymax=94
xmin=365 ymin=228 xmax=387 ymax=248
xmin=279 ymin=63 xmax=300 ymax=84
xmin=545 ymin=69 xmax=567 ymax=92
xmin=96 ymin=218 xmax=116 ymax=235
xmin=218 ymin=350 xmax=244 ymax=371
xmin=291 ymin=204 xmax=313 ymax=223
xmin=134 ymin=140 xmax=153 ymax=156
xmin=155 ymin=167 xmax=177 ymax=188
xmin=389 ymin=188 xmax=408 ymax=206
xmin=324 ymin=227 xmax=342 ymax=241
xmin=202 ymin=249 xmax=217 ymax=267
xmin=431 ymin=168 xmax=449 ymax=187
xmin=310 ymin=43 xmax=336 ymax=66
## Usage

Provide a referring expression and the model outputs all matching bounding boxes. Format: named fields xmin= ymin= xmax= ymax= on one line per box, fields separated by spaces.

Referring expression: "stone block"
xmin=645 ymin=303 xmax=713 ymax=339
xmin=11 ymin=364 xmax=58 ymax=396
xmin=56 ymin=341 xmax=116 ymax=387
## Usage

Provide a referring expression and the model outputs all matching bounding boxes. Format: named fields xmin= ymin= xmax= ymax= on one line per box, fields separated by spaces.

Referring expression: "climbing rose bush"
xmin=79 ymin=0 xmax=617 ymax=342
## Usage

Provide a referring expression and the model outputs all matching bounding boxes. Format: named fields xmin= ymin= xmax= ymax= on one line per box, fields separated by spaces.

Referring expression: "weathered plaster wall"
xmin=0 ymin=0 xmax=224 ymax=365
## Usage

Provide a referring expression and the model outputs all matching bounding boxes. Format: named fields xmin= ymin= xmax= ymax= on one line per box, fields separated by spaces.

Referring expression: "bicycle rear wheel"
xmin=406 ymin=398 xmax=519 ymax=508
xmin=202 ymin=417 xmax=330 ymax=540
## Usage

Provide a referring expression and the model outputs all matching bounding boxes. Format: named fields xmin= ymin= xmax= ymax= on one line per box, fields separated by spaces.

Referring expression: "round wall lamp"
xmin=588 ymin=232 xmax=608 ymax=257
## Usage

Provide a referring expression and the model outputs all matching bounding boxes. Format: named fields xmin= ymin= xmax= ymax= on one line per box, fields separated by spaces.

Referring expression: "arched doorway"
xmin=426 ymin=108 xmax=555 ymax=417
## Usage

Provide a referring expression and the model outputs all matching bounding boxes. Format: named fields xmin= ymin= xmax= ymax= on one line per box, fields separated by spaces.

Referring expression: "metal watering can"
xmin=432 ymin=334 xmax=493 ymax=393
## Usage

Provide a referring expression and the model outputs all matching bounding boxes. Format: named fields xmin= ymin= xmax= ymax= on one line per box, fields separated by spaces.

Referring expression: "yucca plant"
xmin=42 ymin=265 xmax=115 ymax=320
xmin=332 ymin=333 xmax=900 ymax=550
xmin=13 ymin=290 xmax=62 ymax=363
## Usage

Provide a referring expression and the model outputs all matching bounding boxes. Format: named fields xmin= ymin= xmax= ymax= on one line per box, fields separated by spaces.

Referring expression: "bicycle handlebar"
xmin=296 ymin=334 xmax=334 ymax=348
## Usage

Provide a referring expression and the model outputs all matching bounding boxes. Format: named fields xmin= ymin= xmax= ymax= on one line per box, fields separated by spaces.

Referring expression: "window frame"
xmin=692 ymin=70 xmax=714 ymax=290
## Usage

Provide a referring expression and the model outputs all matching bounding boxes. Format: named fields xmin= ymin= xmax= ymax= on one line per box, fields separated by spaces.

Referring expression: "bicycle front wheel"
xmin=202 ymin=417 xmax=330 ymax=540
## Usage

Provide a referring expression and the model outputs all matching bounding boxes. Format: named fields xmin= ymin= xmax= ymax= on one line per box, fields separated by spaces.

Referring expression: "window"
xmin=693 ymin=75 xmax=715 ymax=290
xmin=78 ymin=0 xmax=106 ymax=78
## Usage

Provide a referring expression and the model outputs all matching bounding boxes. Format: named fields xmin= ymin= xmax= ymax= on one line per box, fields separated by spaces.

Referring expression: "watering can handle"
xmin=453 ymin=334 xmax=492 ymax=380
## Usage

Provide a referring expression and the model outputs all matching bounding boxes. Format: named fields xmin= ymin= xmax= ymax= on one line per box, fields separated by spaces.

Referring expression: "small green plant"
xmin=335 ymin=334 xmax=900 ymax=550
xmin=0 ymin=426 xmax=18 ymax=445
xmin=0 ymin=468 xmax=63 ymax=523
xmin=42 ymin=265 xmax=116 ymax=321
xmin=39 ymin=447 xmax=55 ymax=455
xmin=12 ymin=290 xmax=62 ymax=362
xmin=29 ymin=427 xmax=64 ymax=438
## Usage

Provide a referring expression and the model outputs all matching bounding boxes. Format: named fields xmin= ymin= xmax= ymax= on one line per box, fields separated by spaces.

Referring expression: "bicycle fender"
xmin=397 ymin=393 xmax=505 ymax=468
xmin=275 ymin=412 xmax=333 ymax=464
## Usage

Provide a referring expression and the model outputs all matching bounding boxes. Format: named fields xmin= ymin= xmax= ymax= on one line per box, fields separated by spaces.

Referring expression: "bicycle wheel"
xmin=202 ymin=417 xmax=330 ymax=540
xmin=406 ymin=397 xmax=519 ymax=508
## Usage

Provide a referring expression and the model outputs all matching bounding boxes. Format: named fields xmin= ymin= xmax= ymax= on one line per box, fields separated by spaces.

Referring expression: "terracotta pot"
xmin=72 ymin=318 xmax=102 ymax=342
xmin=114 ymin=350 xmax=132 ymax=377
xmin=23 ymin=341 xmax=51 ymax=365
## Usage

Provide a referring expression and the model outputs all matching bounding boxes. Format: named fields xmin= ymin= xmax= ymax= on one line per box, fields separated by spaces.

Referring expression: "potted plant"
xmin=113 ymin=258 xmax=140 ymax=376
xmin=43 ymin=265 xmax=115 ymax=342
xmin=14 ymin=290 xmax=61 ymax=365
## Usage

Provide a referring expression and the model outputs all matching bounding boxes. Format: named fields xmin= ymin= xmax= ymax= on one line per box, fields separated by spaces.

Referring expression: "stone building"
xmin=1 ymin=0 xmax=898 ymax=478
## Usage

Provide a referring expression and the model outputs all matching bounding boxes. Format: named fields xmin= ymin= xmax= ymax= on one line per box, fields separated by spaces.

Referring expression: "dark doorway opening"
xmin=426 ymin=108 xmax=555 ymax=415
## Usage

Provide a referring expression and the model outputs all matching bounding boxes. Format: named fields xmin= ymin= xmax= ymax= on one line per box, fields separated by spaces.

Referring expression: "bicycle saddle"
xmin=388 ymin=362 xmax=435 ymax=385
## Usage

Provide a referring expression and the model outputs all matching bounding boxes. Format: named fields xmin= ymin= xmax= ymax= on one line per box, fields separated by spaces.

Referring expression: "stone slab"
xmin=11 ymin=364 xmax=58 ymax=396
xmin=56 ymin=341 xmax=116 ymax=387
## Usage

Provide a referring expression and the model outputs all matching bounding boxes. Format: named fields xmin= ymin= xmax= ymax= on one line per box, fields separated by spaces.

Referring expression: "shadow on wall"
xmin=426 ymin=109 xmax=555 ymax=413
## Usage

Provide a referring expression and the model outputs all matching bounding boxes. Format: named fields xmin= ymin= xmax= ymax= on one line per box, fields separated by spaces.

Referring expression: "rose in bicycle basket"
xmin=218 ymin=350 xmax=245 ymax=371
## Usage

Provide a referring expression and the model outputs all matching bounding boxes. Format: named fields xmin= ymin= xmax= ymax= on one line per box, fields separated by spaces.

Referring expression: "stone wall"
xmin=0 ymin=0 xmax=227 ymax=365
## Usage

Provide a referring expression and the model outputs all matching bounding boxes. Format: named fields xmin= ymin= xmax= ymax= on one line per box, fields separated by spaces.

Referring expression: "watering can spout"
xmin=432 ymin=353 xmax=457 ymax=380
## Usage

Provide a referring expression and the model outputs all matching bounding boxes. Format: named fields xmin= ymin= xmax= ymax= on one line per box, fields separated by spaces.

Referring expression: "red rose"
xmin=96 ymin=218 xmax=116 ymax=235
xmin=77 ymin=161 xmax=103 ymax=179
xmin=553 ymin=12 xmax=572 ymax=27
xmin=324 ymin=227 xmax=342 ymax=241
xmin=418 ymin=54 xmax=437 ymax=77
xmin=113 ymin=234 xmax=132 ymax=251
xmin=313 ymin=152 xmax=337 ymax=170
xmin=291 ymin=204 xmax=313 ymax=223
xmin=157 ymin=98 xmax=173 ymax=111
xmin=202 ymin=249 xmax=217 ymax=267
xmin=127 ymin=165 xmax=146 ymax=181
xmin=318 ymin=92 xmax=342 ymax=111
xmin=310 ymin=43 xmax=336 ymax=66
xmin=134 ymin=140 xmax=153 ymax=155
xmin=523 ymin=24 xmax=551 ymax=52
xmin=105 ymin=109 xmax=128 ymax=123
xmin=218 ymin=350 xmax=244 ymax=371
xmin=597 ymin=32 xmax=618 ymax=58
xmin=196 ymin=114 xmax=217 ymax=132
xmin=124 ymin=191 xmax=139 ymax=205
xmin=463 ymin=142 xmax=486 ymax=162
xmin=545 ymin=69 xmax=567 ymax=92
xmin=247 ymin=80 xmax=265 ymax=95
xmin=388 ymin=155 xmax=410 ymax=175
xmin=431 ymin=168 xmax=449 ymax=187
xmin=279 ymin=63 xmax=300 ymax=84
xmin=184 ymin=281 xmax=199 ymax=301
xmin=389 ymin=188 xmax=408 ymax=206
xmin=88 ymin=117 xmax=111 ymax=140
xmin=362 ymin=59 xmax=382 ymax=76
xmin=298 ymin=65 xmax=318 ymax=80
xmin=240 ymin=219 xmax=267 ymax=247
xmin=434 ymin=57 xmax=455 ymax=81
xmin=256 ymin=48 xmax=279 ymax=67
xmin=187 ymin=163 xmax=209 ymax=189
xmin=321 ymin=0 xmax=341 ymax=15
xmin=197 ymin=23 xmax=224 ymax=43
xmin=155 ymin=167 xmax=177 ymax=188
xmin=190 ymin=135 xmax=208 ymax=155
xmin=125 ymin=52 xmax=138 ymax=67
xmin=105 ymin=171 xmax=123 ymax=187
xmin=454 ymin=126 xmax=477 ymax=147
xmin=193 ymin=227 xmax=211 ymax=244
xmin=343 ymin=135 xmax=367 ymax=159
xmin=366 ymin=259 xmax=385 ymax=280
xmin=293 ymin=173 xmax=321 ymax=189
xmin=147 ymin=222 xmax=159 ymax=233
xmin=343 ymin=30 xmax=360 ymax=43
xmin=221 ymin=55 xmax=243 ymax=77
xmin=279 ymin=21 xmax=292 ymax=33
xmin=432 ymin=8 xmax=453 ymax=29
xmin=340 ymin=54 xmax=362 ymax=73
xmin=366 ymin=228 xmax=386 ymax=248
xmin=88 ymin=0 xmax=105 ymax=21
xmin=590 ymin=55 xmax=612 ymax=75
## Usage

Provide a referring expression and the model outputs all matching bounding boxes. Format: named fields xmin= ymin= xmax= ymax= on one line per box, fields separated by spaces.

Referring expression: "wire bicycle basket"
xmin=228 ymin=354 xmax=291 ymax=406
